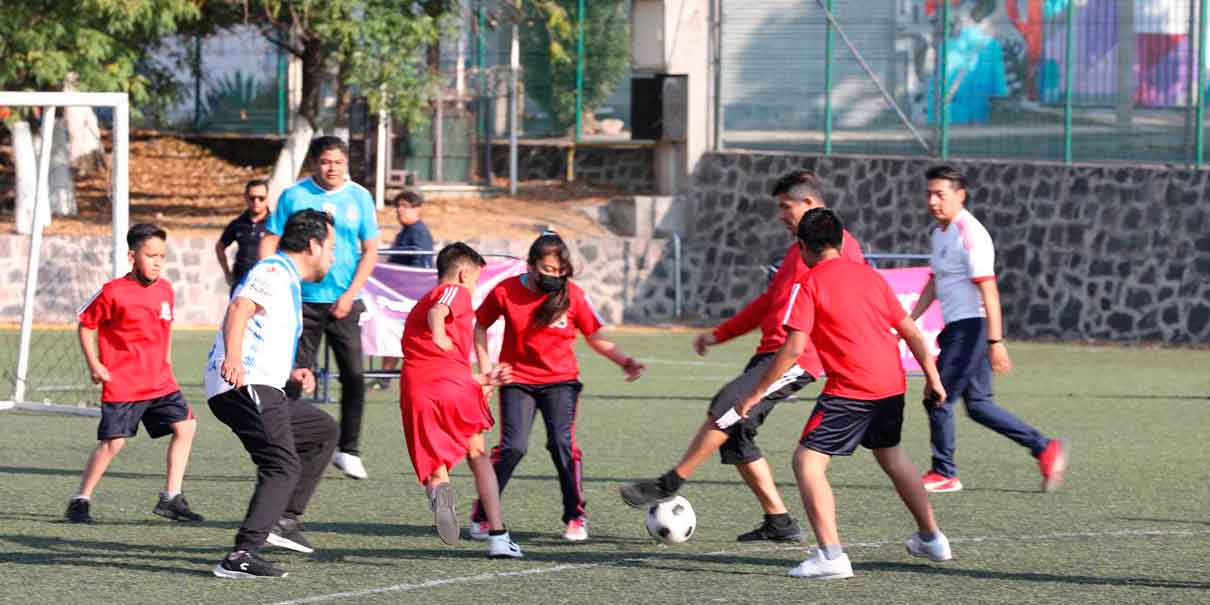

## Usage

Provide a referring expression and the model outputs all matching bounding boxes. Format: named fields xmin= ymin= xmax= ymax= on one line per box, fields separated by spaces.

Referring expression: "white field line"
xmin=636 ymin=357 xmax=736 ymax=368
xmin=266 ymin=527 xmax=1210 ymax=605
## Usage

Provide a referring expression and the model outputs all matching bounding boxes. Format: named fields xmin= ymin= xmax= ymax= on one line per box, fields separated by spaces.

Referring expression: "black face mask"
xmin=535 ymin=273 xmax=565 ymax=293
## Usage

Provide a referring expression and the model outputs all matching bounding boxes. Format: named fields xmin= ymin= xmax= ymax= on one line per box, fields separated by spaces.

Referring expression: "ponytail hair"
xmin=528 ymin=232 xmax=574 ymax=327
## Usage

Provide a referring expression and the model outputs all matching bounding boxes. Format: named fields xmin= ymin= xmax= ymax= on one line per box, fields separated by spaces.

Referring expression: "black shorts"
xmin=98 ymin=390 xmax=192 ymax=441
xmin=799 ymin=393 xmax=904 ymax=456
xmin=708 ymin=353 xmax=816 ymax=465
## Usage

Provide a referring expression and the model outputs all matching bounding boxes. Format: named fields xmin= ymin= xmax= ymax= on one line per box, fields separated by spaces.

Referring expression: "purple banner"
xmin=359 ymin=258 xmax=527 ymax=360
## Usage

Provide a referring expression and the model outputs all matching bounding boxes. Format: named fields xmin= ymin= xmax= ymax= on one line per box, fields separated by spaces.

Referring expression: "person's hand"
xmin=923 ymin=377 xmax=947 ymax=408
xmin=330 ymin=294 xmax=355 ymax=320
xmin=736 ymin=392 xmax=763 ymax=418
xmin=693 ymin=333 xmax=716 ymax=357
xmin=220 ymin=357 xmax=246 ymax=388
xmin=481 ymin=363 xmax=513 ymax=387
xmin=89 ymin=363 xmax=112 ymax=384
xmin=988 ymin=342 xmax=1013 ymax=374
xmin=620 ymin=357 xmax=645 ymax=382
xmin=433 ymin=333 xmax=454 ymax=352
xmin=291 ymin=367 xmax=316 ymax=393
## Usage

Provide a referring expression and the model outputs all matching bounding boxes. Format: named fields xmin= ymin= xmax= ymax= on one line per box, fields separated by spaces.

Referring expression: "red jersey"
xmin=713 ymin=229 xmax=864 ymax=377
xmin=782 ymin=257 xmax=907 ymax=400
xmin=77 ymin=275 xmax=179 ymax=402
xmin=402 ymin=283 xmax=475 ymax=377
xmin=476 ymin=275 xmax=603 ymax=384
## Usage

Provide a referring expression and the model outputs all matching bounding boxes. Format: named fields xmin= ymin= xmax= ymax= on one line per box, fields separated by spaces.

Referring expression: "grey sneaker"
xmin=430 ymin=483 xmax=459 ymax=545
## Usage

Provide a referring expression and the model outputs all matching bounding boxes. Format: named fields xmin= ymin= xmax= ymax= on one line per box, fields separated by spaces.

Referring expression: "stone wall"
xmin=0 ymin=233 xmax=681 ymax=327
xmin=489 ymin=142 xmax=655 ymax=193
xmin=683 ymin=152 xmax=1210 ymax=343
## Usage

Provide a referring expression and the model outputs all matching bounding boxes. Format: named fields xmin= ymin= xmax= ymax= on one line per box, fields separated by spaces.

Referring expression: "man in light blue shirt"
xmin=260 ymin=136 xmax=379 ymax=479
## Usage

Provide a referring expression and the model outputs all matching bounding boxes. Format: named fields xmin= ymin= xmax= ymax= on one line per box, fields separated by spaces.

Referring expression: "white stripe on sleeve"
xmin=781 ymin=283 xmax=802 ymax=327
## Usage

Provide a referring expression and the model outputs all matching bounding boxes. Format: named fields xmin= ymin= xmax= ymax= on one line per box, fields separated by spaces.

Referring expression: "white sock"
xmin=161 ymin=490 xmax=181 ymax=500
xmin=72 ymin=494 xmax=90 ymax=502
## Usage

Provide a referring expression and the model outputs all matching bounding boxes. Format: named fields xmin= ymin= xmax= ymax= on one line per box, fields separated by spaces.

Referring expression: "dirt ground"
xmin=0 ymin=133 xmax=612 ymax=240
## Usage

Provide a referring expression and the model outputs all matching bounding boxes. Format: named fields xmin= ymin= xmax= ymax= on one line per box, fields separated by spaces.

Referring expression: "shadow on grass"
xmin=0 ymin=512 xmax=239 ymax=530
xmin=0 ymin=465 xmax=249 ymax=483
xmin=0 ymin=534 xmax=219 ymax=577
xmin=1117 ymin=517 xmax=1210 ymax=527
xmin=858 ymin=561 xmax=1210 ymax=590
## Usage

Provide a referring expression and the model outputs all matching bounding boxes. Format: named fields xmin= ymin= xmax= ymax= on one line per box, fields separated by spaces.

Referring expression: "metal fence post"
xmin=939 ymin=0 xmax=950 ymax=159
xmin=1064 ymin=0 xmax=1076 ymax=164
xmin=823 ymin=0 xmax=834 ymax=155
xmin=575 ymin=0 xmax=586 ymax=141
xmin=1197 ymin=0 xmax=1208 ymax=165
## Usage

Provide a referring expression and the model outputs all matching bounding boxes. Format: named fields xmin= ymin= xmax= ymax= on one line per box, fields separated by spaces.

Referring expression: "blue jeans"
xmin=926 ymin=317 xmax=1050 ymax=478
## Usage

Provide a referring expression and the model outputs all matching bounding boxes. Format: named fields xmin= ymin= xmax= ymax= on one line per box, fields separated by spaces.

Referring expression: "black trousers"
xmin=473 ymin=381 xmax=585 ymax=524
xmin=209 ymin=385 xmax=338 ymax=553
xmin=293 ymin=300 xmax=366 ymax=455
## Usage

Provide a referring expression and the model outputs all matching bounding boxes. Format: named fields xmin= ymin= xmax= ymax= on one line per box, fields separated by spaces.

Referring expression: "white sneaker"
xmin=487 ymin=532 xmax=524 ymax=558
xmin=905 ymin=531 xmax=952 ymax=562
xmin=468 ymin=520 xmax=491 ymax=541
xmin=787 ymin=549 xmax=854 ymax=580
xmin=562 ymin=517 xmax=588 ymax=542
xmin=332 ymin=452 xmax=368 ymax=480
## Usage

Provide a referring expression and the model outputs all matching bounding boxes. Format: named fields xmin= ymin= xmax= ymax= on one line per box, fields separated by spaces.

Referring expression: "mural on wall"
xmin=898 ymin=0 xmax=1199 ymax=125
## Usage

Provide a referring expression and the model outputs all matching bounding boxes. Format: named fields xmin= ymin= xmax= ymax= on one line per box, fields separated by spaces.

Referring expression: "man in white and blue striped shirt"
xmin=205 ymin=209 xmax=340 ymax=579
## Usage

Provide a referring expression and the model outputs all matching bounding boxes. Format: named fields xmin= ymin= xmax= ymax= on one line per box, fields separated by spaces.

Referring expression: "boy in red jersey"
xmin=736 ymin=208 xmax=951 ymax=580
xmin=620 ymin=170 xmax=864 ymax=544
xmin=65 ymin=224 xmax=203 ymax=524
xmin=400 ymin=243 xmax=521 ymax=558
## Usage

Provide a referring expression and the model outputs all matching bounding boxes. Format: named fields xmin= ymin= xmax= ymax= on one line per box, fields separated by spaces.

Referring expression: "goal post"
xmin=0 ymin=91 xmax=129 ymax=411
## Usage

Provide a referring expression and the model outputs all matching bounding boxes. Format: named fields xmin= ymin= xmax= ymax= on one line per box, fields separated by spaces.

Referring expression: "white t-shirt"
xmin=204 ymin=254 xmax=303 ymax=398
xmin=930 ymin=208 xmax=996 ymax=325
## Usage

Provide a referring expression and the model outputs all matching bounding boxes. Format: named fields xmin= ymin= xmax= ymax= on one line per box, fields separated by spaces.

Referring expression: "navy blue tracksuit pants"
xmin=926 ymin=317 xmax=1051 ymax=478
xmin=473 ymin=381 xmax=586 ymax=524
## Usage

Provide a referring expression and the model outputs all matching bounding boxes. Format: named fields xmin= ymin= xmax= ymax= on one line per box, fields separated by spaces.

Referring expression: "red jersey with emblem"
xmin=476 ymin=275 xmax=603 ymax=384
xmin=402 ymin=283 xmax=476 ymax=376
xmin=77 ymin=275 xmax=179 ymax=402
xmin=713 ymin=230 xmax=864 ymax=377
xmin=782 ymin=257 xmax=907 ymax=400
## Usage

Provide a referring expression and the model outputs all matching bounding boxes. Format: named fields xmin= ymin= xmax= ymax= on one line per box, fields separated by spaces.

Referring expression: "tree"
xmin=1 ymin=0 xmax=200 ymax=231
xmin=521 ymin=0 xmax=629 ymax=134
xmin=199 ymin=1 xmax=456 ymax=202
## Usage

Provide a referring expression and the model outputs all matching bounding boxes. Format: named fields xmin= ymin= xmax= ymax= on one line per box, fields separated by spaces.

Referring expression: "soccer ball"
xmin=645 ymin=496 xmax=696 ymax=544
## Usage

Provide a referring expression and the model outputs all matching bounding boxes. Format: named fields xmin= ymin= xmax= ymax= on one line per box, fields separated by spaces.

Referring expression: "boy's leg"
xmin=792 ymin=446 xmax=838 ymax=548
xmin=467 ymin=433 xmax=505 ymax=531
xmin=735 ymin=459 xmax=789 ymax=514
xmin=873 ymin=446 xmax=938 ymax=534
xmin=209 ymin=386 xmax=302 ymax=553
xmin=284 ymin=399 xmax=339 ymax=519
xmin=76 ymin=438 xmax=127 ymax=499
xmin=535 ymin=382 xmax=586 ymax=525
xmin=672 ymin=420 xmax=731 ymax=479
xmin=164 ymin=418 xmax=197 ymax=494
xmin=470 ymin=385 xmax=538 ymax=524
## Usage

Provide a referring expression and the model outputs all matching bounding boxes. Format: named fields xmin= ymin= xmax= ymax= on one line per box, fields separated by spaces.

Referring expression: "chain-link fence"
xmin=720 ymin=0 xmax=1210 ymax=166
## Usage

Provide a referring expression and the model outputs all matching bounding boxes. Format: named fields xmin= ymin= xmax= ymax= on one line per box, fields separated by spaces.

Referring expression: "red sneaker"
xmin=1038 ymin=439 xmax=1068 ymax=492
xmin=922 ymin=471 xmax=963 ymax=493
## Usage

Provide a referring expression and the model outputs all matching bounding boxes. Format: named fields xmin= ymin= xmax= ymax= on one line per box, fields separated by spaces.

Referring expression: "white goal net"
xmin=0 ymin=91 xmax=130 ymax=413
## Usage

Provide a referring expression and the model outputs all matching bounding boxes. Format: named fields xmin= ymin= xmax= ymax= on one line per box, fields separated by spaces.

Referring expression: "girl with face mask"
xmin=468 ymin=233 xmax=645 ymax=542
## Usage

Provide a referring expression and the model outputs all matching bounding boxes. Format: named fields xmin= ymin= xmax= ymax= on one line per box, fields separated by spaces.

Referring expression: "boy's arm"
xmin=219 ymin=297 xmax=259 ymax=388
xmin=259 ymin=233 xmax=280 ymax=260
xmin=735 ymin=329 xmax=806 ymax=418
xmin=77 ymin=325 xmax=110 ymax=384
xmin=428 ymin=302 xmax=453 ymax=351
xmin=910 ymin=275 xmax=937 ymax=321
xmin=473 ymin=325 xmax=492 ymax=373
xmin=895 ymin=315 xmax=947 ymax=405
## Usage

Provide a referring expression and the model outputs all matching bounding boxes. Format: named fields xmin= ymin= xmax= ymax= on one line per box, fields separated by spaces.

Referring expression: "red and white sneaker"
xmin=922 ymin=471 xmax=963 ymax=493
xmin=1038 ymin=438 xmax=1068 ymax=493
xmin=468 ymin=520 xmax=491 ymax=541
xmin=563 ymin=517 xmax=588 ymax=542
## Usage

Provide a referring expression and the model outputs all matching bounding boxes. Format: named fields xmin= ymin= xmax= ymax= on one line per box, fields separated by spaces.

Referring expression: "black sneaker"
xmin=267 ymin=518 xmax=315 ymax=553
xmin=65 ymin=498 xmax=94 ymax=524
xmin=736 ymin=517 xmax=805 ymax=543
xmin=212 ymin=550 xmax=287 ymax=579
xmin=619 ymin=479 xmax=676 ymax=508
xmin=153 ymin=493 xmax=204 ymax=522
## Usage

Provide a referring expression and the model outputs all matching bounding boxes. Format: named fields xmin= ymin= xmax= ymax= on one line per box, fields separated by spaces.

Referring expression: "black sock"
xmin=488 ymin=529 xmax=508 ymax=537
xmin=657 ymin=470 xmax=685 ymax=494
xmin=766 ymin=512 xmax=793 ymax=526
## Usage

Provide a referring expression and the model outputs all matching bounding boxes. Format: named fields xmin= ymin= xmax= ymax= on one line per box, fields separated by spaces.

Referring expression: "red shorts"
xmin=400 ymin=369 xmax=494 ymax=484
